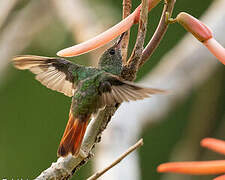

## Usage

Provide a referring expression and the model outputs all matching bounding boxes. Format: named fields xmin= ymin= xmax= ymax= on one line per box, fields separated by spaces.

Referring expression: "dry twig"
xmin=121 ymin=0 xmax=132 ymax=63
xmin=122 ymin=0 xmax=149 ymax=81
xmin=87 ymin=139 xmax=143 ymax=180
xmin=140 ymin=0 xmax=176 ymax=67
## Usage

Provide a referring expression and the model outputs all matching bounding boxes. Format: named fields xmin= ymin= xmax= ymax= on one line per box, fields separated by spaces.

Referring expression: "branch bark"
xmin=121 ymin=0 xmax=132 ymax=63
xmin=122 ymin=0 xmax=149 ymax=81
xmin=140 ymin=0 xmax=176 ymax=67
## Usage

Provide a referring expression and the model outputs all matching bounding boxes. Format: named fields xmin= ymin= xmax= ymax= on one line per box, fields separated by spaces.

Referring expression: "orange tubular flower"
xmin=201 ymin=138 xmax=225 ymax=156
xmin=157 ymin=138 xmax=225 ymax=180
xmin=57 ymin=0 xmax=160 ymax=57
xmin=176 ymin=12 xmax=225 ymax=65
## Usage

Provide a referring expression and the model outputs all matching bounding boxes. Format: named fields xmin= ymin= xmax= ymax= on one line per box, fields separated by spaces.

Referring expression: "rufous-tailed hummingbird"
xmin=12 ymin=34 xmax=165 ymax=157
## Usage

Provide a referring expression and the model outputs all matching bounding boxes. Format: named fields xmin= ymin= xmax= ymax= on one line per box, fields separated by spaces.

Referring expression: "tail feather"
xmin=57 ymin=111 xmax=90 ymax=157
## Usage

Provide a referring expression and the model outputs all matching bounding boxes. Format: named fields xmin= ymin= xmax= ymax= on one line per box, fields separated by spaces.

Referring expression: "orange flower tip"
xmin=56 ymin=0 xmax=162 ymax=57
xmin=134 ymin=0 xmax=161 ymax=23
xmin=157 ymin=161 xmax=225 ymax=175
xmin=157 ymin=164 xmax=169 ymax=173
xmin=57 ymin=10 xmax=137 ymax=57
xmin=201 ymin=138 xmax=225 ymax=155
xmin=133 ymin=5 xmax=141 ymax=24
xmin=201 ymin=138 xmax=219 ymax=147
xmin=176 ymin=12 xmax=213 ymax=42
xmin=57 ymin=46 xmax=85 ymax=57
xmin=214 ymin=174 xmax=225 ymax=180
xmin=148 ymin=0 xmax=161 ymax=11
xmin=157 ymin=163 xmax=189 ymax=174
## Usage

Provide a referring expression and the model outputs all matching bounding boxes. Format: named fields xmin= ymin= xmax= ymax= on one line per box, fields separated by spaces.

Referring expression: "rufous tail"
xmin=57 ymin=111 xmax=90 ymax=157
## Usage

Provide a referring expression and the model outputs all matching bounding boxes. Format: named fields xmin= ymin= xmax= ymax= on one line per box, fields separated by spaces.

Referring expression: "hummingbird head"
xmin=98 ymin=33 xmax=125 ymax=75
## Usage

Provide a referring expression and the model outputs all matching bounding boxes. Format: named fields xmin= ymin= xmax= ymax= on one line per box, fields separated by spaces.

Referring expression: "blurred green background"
xmin=0 ymin=0 xmax=224 ymax=179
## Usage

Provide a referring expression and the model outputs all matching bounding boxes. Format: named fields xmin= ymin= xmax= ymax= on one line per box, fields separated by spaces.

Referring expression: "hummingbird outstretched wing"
xmin=12 ymin=55 xmax=80 ymax=97
xmin=98 ymin=75 xmax=166 ymax=107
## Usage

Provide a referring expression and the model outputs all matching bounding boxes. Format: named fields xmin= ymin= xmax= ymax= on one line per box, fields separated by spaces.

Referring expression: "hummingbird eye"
xmin=109 ymin=49 xmax=115 ymax=55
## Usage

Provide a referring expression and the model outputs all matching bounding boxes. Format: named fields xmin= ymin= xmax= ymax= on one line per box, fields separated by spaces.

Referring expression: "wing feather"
xmin=99 ymin=75 xmax=166 ymax=106
xmin=111 ymin=87 xmax=123 ymax=103
xmin=12 ymin=55 xmax=79 ymax=97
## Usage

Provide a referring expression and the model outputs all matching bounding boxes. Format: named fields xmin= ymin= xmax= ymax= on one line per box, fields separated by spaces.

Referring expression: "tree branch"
xmin=140 ymin=0 xmax=176 ymax=67
xmin=87 ymin=139 xmax=143 ymax=180
xmin=122 ymin=0 xmax=149 ymax=81
xmin=121 ymin=0 xmax=132 ymax=63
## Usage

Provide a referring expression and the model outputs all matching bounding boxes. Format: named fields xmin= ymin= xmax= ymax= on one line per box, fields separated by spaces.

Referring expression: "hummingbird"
xmin=12 ymin=34 xmax=165 ymax=157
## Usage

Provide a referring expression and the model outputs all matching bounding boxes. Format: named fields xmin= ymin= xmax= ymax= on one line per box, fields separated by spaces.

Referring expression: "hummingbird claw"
xmin=79 ymin=149 xmax=89 ymax=158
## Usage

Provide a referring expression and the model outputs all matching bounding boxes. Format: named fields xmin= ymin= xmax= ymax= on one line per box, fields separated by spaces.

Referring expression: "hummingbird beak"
xmin=113 ymin=32 xmax=126 ymax=49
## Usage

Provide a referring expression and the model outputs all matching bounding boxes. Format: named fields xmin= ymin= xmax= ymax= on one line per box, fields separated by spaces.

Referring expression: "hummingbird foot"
xmin=79 ymin=149 xmax=89 ymax=158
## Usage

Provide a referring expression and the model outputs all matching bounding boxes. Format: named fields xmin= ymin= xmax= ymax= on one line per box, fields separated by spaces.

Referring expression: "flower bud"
xmin=176 ymin=12 xmax=212 ymax=42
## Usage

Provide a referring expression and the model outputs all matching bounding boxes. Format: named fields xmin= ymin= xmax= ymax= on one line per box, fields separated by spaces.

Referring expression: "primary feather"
xmin=12 ymin=55 xmax=77 ymax=97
